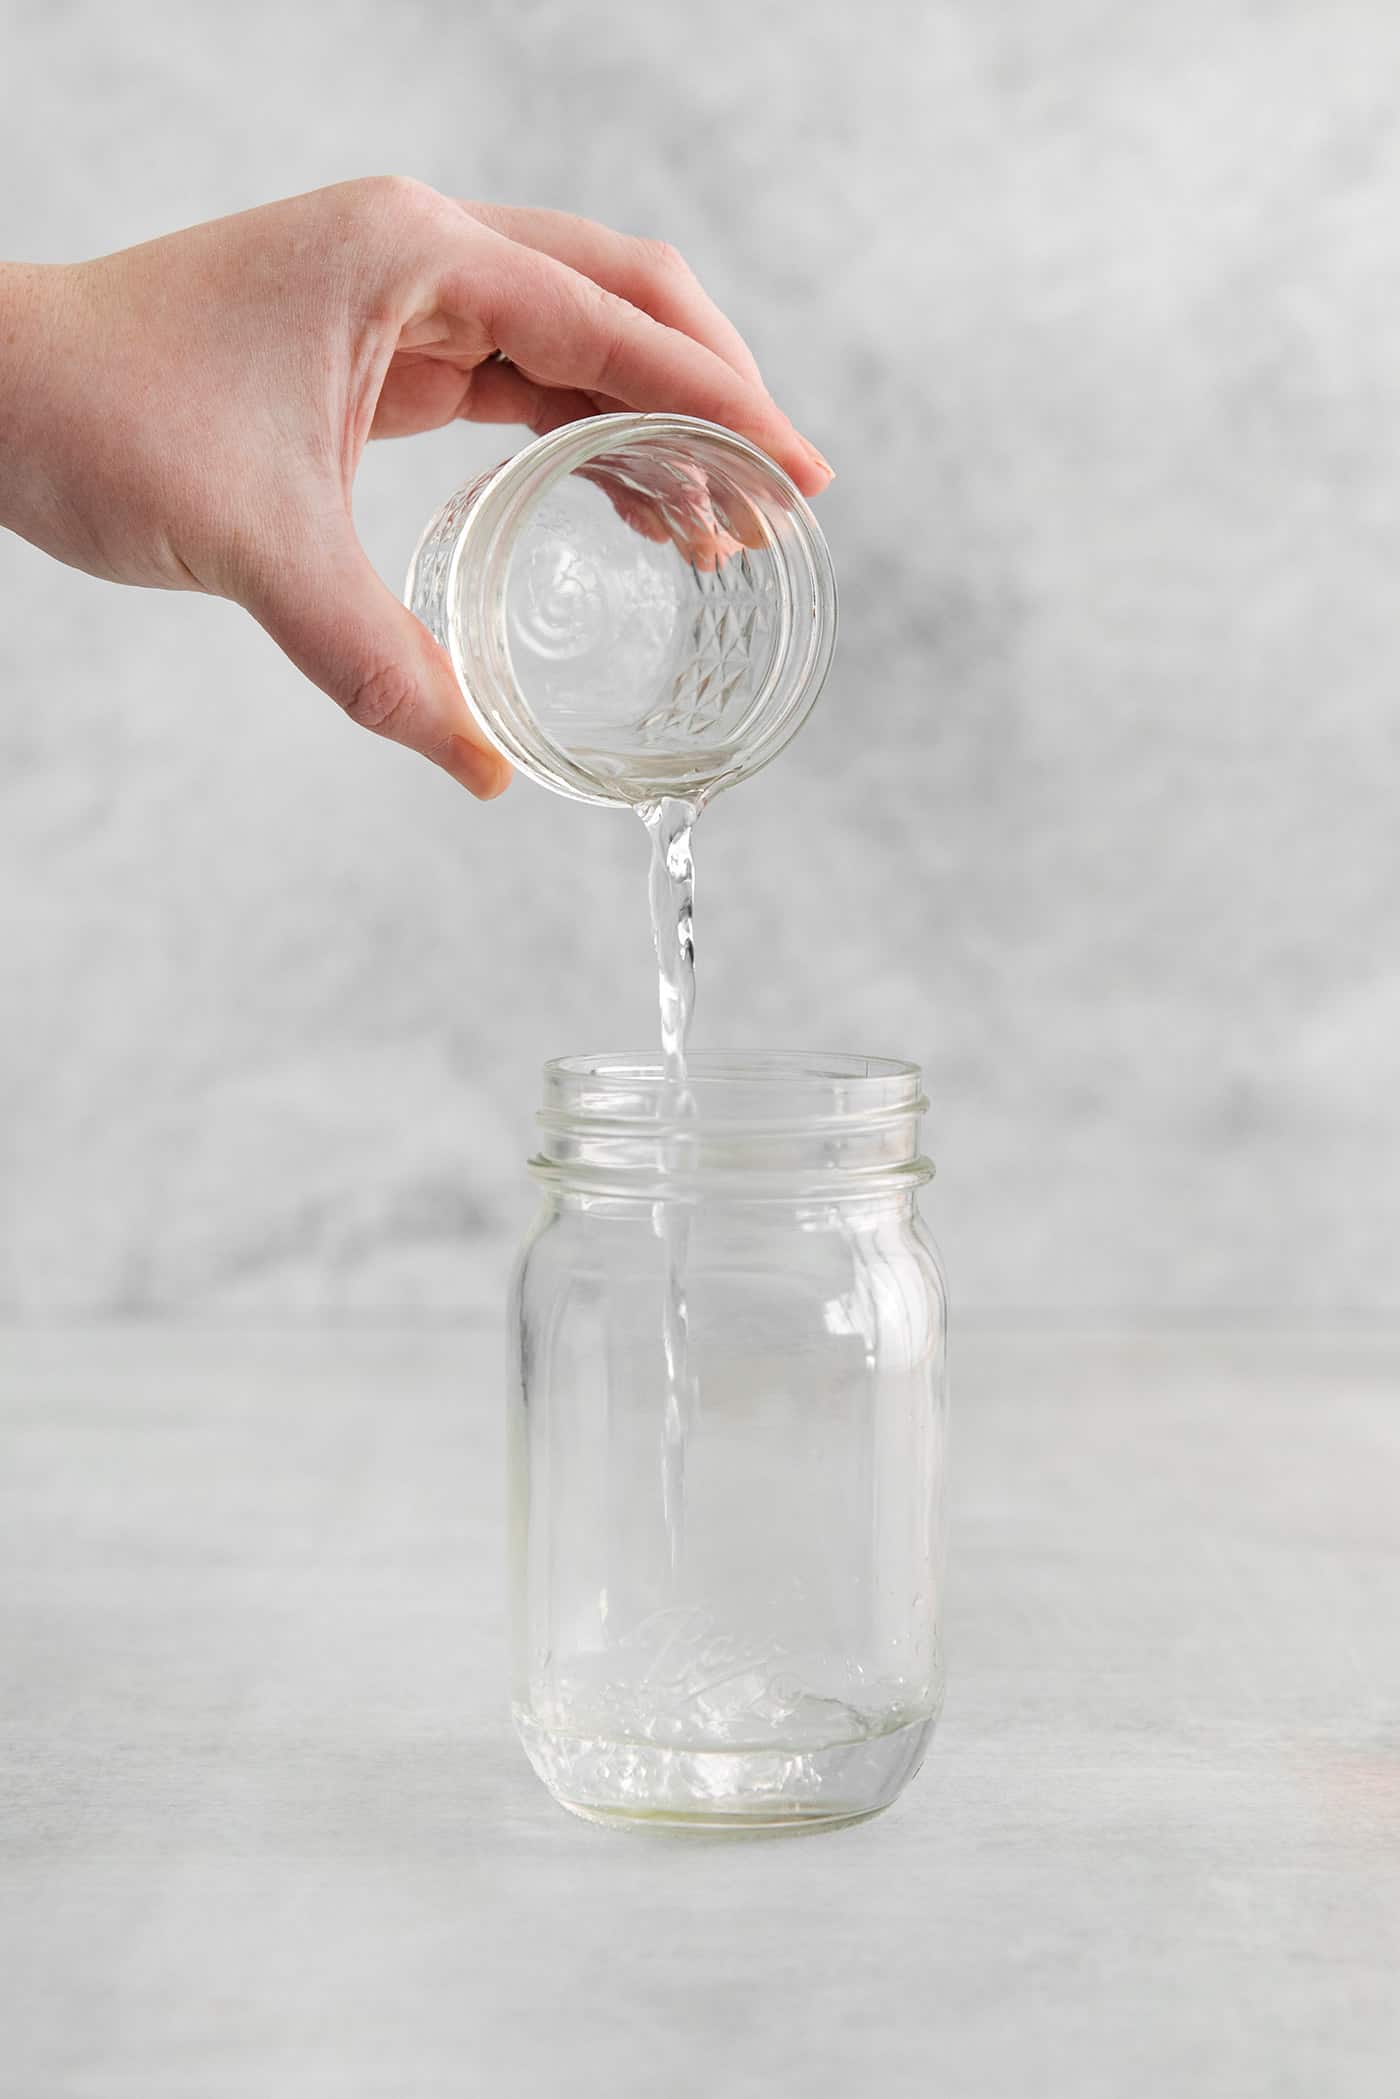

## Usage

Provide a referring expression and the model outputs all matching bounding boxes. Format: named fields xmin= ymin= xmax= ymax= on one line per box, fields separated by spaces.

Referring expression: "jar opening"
xmin=443 ymin=414 xmax=837 ymax=807
xmin=548 ymin=1047 xmax=919 ymax=1110
xmin=533 ymin=1050 xmax=932 ymax=1199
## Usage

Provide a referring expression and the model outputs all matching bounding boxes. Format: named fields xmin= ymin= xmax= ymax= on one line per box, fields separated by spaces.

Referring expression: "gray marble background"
xmin=2 ymin=0 xmax=1398 ymax=1319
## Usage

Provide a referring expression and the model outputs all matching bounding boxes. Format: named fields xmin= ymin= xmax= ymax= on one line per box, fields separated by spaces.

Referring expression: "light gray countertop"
xmin=2 ymin=1325 xmax=1398 ymax=2097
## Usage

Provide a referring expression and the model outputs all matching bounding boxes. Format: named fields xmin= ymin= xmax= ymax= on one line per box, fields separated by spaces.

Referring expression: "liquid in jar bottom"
xmin=514 ymin=1702 xmax=939 ymax=1832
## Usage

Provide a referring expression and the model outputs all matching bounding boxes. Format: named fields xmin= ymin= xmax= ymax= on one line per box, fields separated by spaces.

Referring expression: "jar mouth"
xmin=447 ymin=414 xmax=837 ymax=809
xmin=534 ymin=1050 xmax=931 ymax=1199
xmin=546 ymin=1048 xmax=920 ymax=1112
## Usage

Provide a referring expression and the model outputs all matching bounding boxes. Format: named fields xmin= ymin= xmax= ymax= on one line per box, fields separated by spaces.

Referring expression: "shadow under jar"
xmin=510 ymin=1052 xmax=949 ymax=1832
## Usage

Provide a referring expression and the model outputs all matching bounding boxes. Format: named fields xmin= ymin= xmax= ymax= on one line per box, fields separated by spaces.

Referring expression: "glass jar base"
xmin=516 ymin=1706 xmax=937 ymax=1833
xmin=560 ymin=1800 xmax=888 ymax=1837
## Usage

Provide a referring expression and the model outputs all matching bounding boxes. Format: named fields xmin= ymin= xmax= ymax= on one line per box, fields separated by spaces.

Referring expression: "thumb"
xmin=245 ymin=528 xmax=512 ymax=800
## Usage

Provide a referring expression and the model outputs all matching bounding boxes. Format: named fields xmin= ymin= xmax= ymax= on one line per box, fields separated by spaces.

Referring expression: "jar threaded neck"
xmin=530 ymin=1050 xmax=932 ymax=1201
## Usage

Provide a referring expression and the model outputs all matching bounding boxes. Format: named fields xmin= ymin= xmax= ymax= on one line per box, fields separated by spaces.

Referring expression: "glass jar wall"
xmin=509 ymin=1051 xmax=948 ymax=1831
xmin=405 ymin=413 xmax=836 ymax=807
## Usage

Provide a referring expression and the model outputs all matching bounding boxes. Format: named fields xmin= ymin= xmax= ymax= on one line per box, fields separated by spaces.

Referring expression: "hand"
xmin=0 ymin=178 xmax=832 ymax=797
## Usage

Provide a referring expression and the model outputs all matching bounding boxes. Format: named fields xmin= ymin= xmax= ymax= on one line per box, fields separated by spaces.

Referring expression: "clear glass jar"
xmin=405 ymin=413 xmax=836 ymax=806
xmin=510 ymin=1050 xmax=949 ymax=1831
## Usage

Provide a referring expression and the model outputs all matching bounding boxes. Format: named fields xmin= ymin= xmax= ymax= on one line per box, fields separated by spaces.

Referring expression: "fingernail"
xmin=472 ymin=750 xmax=513 ymax=800
xmin=447 ymin=734 xmax=512 ymax=799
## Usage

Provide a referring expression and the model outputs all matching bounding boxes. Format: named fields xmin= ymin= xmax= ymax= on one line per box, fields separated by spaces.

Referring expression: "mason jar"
xmin=510 ymin=1050 xmax=949 ymax=1831
xmin=405 ymin=412 xmax=836 ymax=807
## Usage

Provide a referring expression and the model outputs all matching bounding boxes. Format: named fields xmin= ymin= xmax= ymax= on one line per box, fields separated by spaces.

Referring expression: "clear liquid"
xmin=523 ymin=787 xmax=940 ymax=1833
xmin=641 ymin=796 xmax=699 ymax=1576
xmin=518 ymin=1593 xmax=942 ymax=1828
xmin=516 ymin=1703 xmax=935 ymax=1831
xmin=644 ymin=795 xmax=696 ymax=1089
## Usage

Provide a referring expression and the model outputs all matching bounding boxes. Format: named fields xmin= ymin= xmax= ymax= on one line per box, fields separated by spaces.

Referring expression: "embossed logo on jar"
xmin=510 ymin=537 xmax=609 ymax=661
xmin=618 ymin=1604 xmax=798 ymax=1722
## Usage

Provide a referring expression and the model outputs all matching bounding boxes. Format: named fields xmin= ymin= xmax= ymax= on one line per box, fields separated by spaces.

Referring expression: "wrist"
xmin=0 ymin=261 xmax=86 ymax=551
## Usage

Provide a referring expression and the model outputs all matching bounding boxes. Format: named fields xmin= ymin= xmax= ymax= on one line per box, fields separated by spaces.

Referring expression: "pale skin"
xmin=0 ymin=176 xmax=832 ymax=799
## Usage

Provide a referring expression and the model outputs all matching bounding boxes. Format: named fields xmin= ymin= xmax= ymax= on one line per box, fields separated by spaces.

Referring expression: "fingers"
xmin=450 ymin=226 xmax=832 ymax=498
xmin=244 ymin=525 xmax=511 ymax=800
xmin=458 ymin=201 xmax=766 ymax=391
xmin=577 ymin=460 xmax=755 ymax=569
xmin=462 ymin=355 xmax=597 ymax=435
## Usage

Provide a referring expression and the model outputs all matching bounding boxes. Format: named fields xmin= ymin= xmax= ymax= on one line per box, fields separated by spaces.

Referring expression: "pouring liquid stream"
xmin=641 ymin=796 xmax=699 ymax=1577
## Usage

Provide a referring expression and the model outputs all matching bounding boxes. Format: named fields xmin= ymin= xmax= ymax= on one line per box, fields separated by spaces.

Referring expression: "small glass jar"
xmin=510 ymin=1050 xmax=949 ymax=1831
xmin=405 ymin=413 xmax=836 ymax=807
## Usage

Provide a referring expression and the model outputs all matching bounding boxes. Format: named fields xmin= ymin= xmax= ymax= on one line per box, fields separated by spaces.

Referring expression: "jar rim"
xmin=444 ymin=413 xmax=837 ymax=808
xmin=533 ymin=1051 xmax=932 ymax=1200
xmin=546 ymin=1047 xmax=920 ymax=1092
